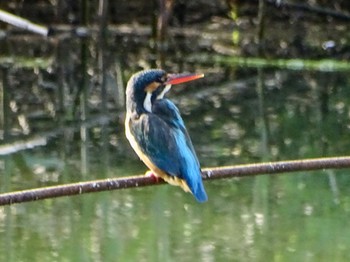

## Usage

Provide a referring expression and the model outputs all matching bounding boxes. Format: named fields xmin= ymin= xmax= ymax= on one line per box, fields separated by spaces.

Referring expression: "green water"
xmin=1 ymin=68 xmax=350 ymax=261
xmin=1 ymin=4 xmax=350 ymax=261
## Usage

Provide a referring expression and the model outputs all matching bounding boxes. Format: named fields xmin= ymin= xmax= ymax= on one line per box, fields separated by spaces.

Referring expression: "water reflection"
xmin=1 ymin=22 xmax=350 ymax=262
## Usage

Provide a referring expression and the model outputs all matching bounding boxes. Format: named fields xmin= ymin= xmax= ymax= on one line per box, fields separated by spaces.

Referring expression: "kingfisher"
xmin=125 ymin=69 xmax=208 ymax=202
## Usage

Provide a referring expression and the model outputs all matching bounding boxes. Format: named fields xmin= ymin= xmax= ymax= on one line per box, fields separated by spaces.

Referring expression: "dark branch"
xmin=266 ymin=0 xmax=350 ymax=21
xmin=1 ymin=156 xmax=350 ymax=206
xmin=201 ymin=156 xmax=350 ymax=179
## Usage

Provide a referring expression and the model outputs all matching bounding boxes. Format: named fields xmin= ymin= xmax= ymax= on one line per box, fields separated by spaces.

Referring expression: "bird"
xmin=125 ymin=69 xmax=208 ymax=202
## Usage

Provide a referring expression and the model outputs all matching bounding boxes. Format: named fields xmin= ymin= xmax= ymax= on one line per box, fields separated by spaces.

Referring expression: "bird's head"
xmin=126 ymin=69 xmax=204 ymax=114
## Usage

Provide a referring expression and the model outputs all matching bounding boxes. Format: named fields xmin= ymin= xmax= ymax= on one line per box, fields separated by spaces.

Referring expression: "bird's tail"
xmin=171 ymin=174 xmax=208 ymax=203
xmin=191 ymin=180 xmax=208 ymax=203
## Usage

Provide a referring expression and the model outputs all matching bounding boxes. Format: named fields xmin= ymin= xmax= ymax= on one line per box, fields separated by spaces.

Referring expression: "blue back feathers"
xmin=131 ymin=99 xmax=207 ymax=202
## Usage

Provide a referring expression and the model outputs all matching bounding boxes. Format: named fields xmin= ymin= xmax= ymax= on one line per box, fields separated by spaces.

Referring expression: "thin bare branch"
xmin=1 ymin=156 xmax=350 ymax=206
xmin=0 ymin=9 xmax=49 ymax=36
xmin=266 ymin=0 xmax=350 ymax=21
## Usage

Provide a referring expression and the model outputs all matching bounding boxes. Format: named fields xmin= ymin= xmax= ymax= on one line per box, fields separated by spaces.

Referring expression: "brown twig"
xmin=266 ymin=0 xmax=350 ymax=21
xmin=1 ymin=156 xmax=350 ymax=206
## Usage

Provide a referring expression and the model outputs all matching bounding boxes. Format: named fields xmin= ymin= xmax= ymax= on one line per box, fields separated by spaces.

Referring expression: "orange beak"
xmin=165 ymin=73 xmax=204 ymax=85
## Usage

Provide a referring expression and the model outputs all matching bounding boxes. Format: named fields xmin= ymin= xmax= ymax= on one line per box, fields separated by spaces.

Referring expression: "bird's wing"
xmin=130 ymin=112 xmax=181 ymax=176
xmin=130 ymin=99 xmax=207 ymax=202
xmin=152 ymin=99 xmax=200 ymax=166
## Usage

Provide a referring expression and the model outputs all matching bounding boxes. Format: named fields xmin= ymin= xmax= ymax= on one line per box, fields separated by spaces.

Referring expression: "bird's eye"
xmin=157 ymin=75 xmax=167 ymax=83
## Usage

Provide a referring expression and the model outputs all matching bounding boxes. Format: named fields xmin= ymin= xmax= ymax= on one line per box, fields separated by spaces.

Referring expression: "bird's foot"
xmin=145 ymin=170 xmax=161 ymax=182
xmin=145 ymin=170 xmax=161 ymax=183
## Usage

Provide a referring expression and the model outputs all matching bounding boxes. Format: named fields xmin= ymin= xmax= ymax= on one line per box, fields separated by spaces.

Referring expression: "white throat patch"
xmin=157 ymin=84 xmax=172 ymax=100
xmin=144 ymin=84 xmax=172 ymax=113
xmin=143 ymin=92 xmax=153 ymax=113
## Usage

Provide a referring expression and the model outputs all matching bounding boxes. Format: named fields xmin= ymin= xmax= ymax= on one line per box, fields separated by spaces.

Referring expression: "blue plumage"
xmin=125 ymin=69 xmax=207 ymax=202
